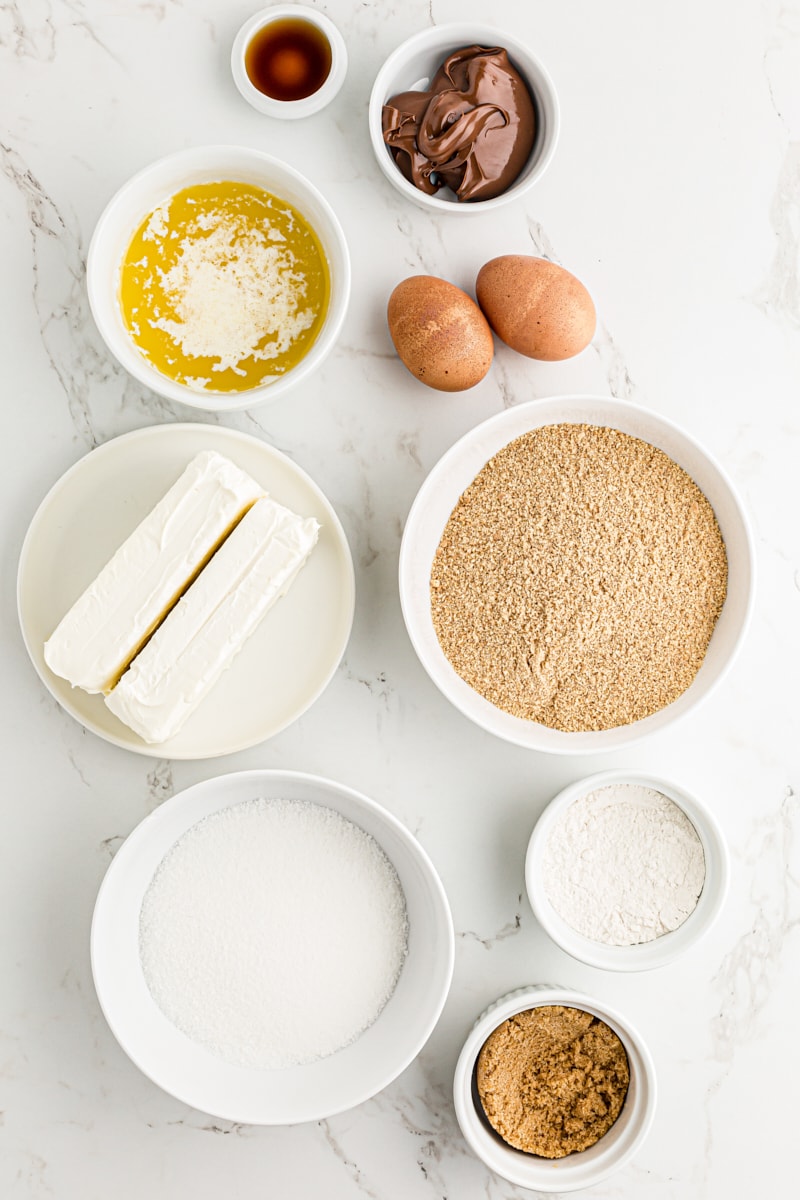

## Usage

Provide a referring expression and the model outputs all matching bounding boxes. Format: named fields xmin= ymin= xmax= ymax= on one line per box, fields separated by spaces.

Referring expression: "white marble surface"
xmin=2 ymin=0 xmax=799 ymax=1195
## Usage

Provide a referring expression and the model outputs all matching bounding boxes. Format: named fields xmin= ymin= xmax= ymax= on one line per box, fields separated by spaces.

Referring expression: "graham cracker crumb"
xmin=430 ymin=423 xmax=728 ymax=732
xmin=476 ymin=1005 xmax=630 ymax=1158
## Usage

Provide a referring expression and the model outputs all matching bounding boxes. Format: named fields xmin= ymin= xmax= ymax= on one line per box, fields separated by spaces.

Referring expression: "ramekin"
xmin=231 ymin=6 xmax=347 ymax=119
xmin=525 ymin=770 xmax=730 ymax=971
xmin=454 ymin=985 xmax=656 ymax=1193
xmin=368 ymin=23 xmax=559 ymax=214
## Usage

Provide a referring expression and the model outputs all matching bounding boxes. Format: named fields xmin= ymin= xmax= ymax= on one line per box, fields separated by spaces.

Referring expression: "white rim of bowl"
xmin=91 ymin=768 xmax=456 ymax=1124
xmin=398 ymin=394 xmax=756 ymax=753
xmin=231 ymin=6 xmax=348 ymax=119
xmin=453 ymin=984 xmax=657 ymax=1193
xmin=368 ymin=23 xmax=561 ymax=214
xmin=524 ymin=770 xmax=730 ymax=971
xmin=86 ymin=145 xmax=351 ymax=412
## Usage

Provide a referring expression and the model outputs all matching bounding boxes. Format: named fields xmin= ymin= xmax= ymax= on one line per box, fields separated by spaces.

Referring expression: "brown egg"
xmin=387 ymin=275 xmax=494 ymax=392
xmin=476 ymin=256 xmax=596 ymax=361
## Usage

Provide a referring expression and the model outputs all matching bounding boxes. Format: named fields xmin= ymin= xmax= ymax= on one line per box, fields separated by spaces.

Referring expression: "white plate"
xmin=399 ymin=396 xmax=755 ymax=754
xmin=91 ymin=769 xmax=455 ymax=1124
xmin=18 ymin=423 xmax=355 ymax=759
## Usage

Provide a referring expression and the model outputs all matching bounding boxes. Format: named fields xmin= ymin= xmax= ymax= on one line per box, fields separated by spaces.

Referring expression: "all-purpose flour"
xmin=542 ymin=784 xmax=706 ymax=946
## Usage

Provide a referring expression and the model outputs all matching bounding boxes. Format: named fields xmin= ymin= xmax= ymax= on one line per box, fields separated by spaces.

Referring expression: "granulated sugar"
xmin=139 ymin=798 xmax=408 ymax=1069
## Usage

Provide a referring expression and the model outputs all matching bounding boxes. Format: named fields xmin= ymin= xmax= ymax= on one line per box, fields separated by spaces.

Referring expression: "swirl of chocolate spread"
xmin=382 ymin=46 xmax=536 ymax=202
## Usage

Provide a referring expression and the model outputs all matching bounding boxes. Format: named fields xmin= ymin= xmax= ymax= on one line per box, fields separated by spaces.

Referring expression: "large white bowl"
xmin=87 ymin=145 xmax=351 ymax=412
xmin=399 ymin=396 xmax=755 ymax=753
xmin=369 ymin=24 xmax=560 ymax=215
xmin=525 ymin=770 xmax=730 ymax=970
xmin=454 ymin=985 xmax=656 ymax=1193
xmin=91 ymin=769 xmax=454 ymax=1124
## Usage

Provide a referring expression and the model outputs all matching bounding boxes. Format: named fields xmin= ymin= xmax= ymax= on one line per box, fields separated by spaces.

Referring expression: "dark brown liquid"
xmin=245 ymin=19 xmax=332 ymax=102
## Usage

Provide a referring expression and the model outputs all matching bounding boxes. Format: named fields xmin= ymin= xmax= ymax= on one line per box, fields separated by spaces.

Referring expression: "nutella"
xmin=382 ymin=45 xmax=536 ymax=202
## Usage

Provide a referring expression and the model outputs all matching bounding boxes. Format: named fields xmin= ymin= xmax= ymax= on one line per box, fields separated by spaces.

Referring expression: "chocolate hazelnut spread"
xmin=382 ymin=46 xmax=536 ymax=202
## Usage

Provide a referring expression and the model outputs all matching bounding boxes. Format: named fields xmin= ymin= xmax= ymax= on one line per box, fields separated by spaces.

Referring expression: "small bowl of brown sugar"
xmin=453 ymin=985 xmax=656 ymax=1191
xmin=399 ymin=395 xmax=754 ymax=753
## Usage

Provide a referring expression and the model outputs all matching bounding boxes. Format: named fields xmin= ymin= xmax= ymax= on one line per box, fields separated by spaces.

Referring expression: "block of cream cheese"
xmin=105 ymin=496 xmax=320 ymax=744
xmin=44 ymin=451 xmax=264 ymax=694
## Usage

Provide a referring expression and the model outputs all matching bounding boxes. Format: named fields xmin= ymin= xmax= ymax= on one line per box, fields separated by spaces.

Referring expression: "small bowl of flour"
xmin=525 ymin=770 xmax=729 ymax=971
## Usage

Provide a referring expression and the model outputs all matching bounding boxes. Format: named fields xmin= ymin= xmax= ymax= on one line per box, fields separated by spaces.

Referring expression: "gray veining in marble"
xmin=1 ymin=0 xmax=799 ymax=1197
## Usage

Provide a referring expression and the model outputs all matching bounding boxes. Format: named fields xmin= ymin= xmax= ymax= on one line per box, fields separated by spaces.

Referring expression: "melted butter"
xmin=119 ymin=181 xmax=330 ymax=394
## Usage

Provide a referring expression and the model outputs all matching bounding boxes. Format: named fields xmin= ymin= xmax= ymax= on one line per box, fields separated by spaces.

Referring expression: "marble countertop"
xmin=2 ymin=0 xmax=799 ymax=1196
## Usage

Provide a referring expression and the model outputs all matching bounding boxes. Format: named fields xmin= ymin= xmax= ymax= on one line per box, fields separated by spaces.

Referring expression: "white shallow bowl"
xmin=454 ymin=985 xmax=656 ymax=1193
xmin=231 ymin=6 xmax=347 ymax=118
xmin=17 ymin=423 xmax=355 ymax=759
xmin=87 ymin=145 xmax=350 ymax=412
xmin=91 ymin=769 xmax=455 ymax=1124
xmin=369 ymin=23 xmax=559 ymax=214
xmin=399 ymin=395 xmax=755 ymax=754
xmin=525 ymin=770 xmax=730 ymax=971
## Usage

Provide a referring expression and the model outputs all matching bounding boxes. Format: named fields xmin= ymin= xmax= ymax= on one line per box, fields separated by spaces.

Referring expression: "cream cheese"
xmin=43 ymin=451 xmax=264 ymax=694
xmin=105 ymin=496 xmax=319 ymax=744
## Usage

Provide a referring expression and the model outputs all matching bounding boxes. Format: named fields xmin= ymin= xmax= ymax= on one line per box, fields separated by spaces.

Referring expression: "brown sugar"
xmin=476 ymin=1005 xmax=630 ymax=1158
xmin=430 ymin=423 xmax=728 ymax=732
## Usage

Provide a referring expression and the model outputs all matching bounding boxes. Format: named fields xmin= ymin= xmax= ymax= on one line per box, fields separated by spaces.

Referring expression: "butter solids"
xmin=106 ymin=496 xmax=319 ymax=744
xmin=44 ymin=451 xmax=264 ymax=694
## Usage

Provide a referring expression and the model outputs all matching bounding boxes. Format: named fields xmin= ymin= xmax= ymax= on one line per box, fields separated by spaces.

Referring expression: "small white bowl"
xmin=368 ymin=23 xmax=559 ymax=214
xmin=454 ymin=985 xmax=656 ymax=1193
xmin=231 ymin=6 xmax=347 ymax=119
xmin=91 ymin=769 xmax=454 ymax=1124
xmin=87 ymin=145 xmax=350 ymax=413
xmin=525 ymin=770 xmax=730 ymax=971
xmin=399 ymin=395 xmax=755 ymax=753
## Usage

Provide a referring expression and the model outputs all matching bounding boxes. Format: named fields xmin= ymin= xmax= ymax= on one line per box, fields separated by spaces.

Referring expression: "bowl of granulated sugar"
xmin=399 ymin=395 xmax=754 ymax=753
xmin=91 ymin=769 xmax=454 ymax=1123
xmin=525 ymin=769 xmax=729 ymax=971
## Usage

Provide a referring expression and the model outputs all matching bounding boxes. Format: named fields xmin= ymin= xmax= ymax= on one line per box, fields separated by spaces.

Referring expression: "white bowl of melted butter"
xmin=88 ymin=146 xmax=350 ymax=412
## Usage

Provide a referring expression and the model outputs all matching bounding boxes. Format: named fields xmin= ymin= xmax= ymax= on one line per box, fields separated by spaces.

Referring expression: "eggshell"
xmin=476 ymin=256 xmax=596 ymax=361
xmin=387 ymin=275 xmax=494 ymax=392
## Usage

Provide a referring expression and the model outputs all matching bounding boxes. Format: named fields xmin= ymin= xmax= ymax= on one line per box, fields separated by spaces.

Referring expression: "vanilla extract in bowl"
xmin=245 ymin=18 xmax=332 ymax=101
